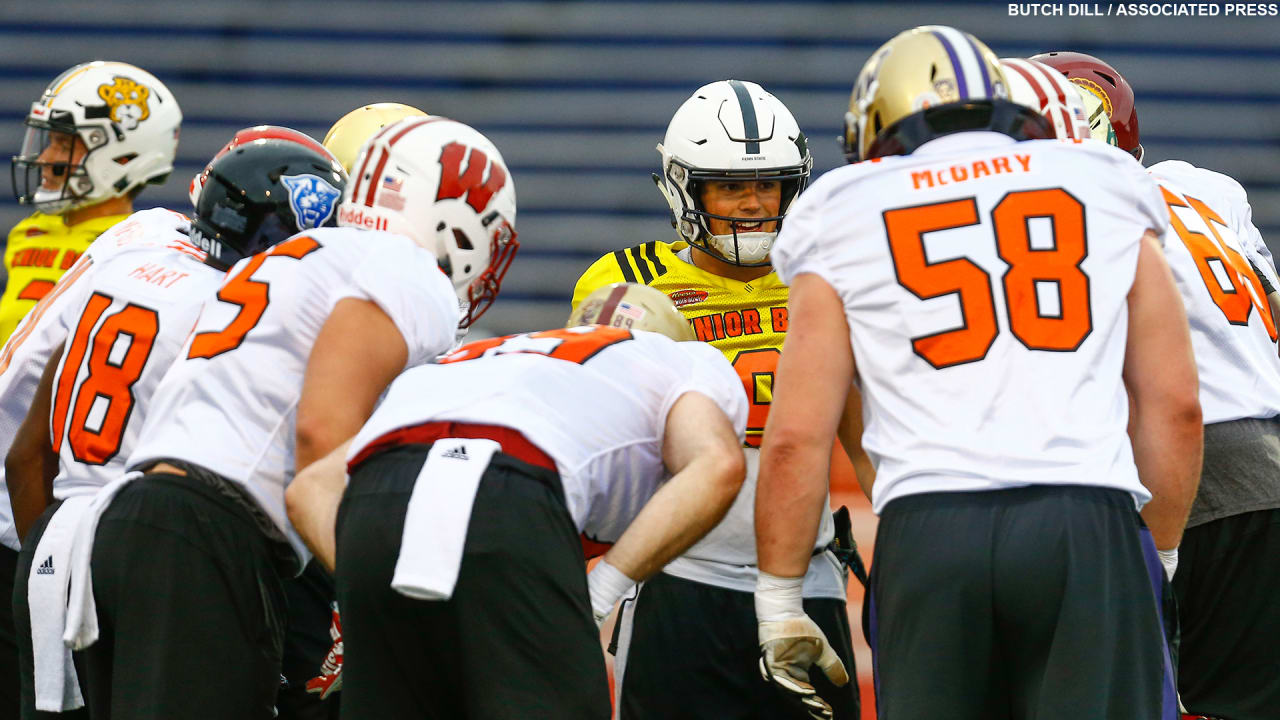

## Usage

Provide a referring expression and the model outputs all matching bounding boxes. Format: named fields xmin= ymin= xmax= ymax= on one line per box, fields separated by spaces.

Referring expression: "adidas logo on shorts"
xmin=442 ymin=445 xmax=469 ymax=461
xmin=36 ymin=556 xmax=54 ymax=575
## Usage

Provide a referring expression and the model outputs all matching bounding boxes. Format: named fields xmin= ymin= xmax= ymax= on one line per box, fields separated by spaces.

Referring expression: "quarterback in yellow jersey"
xmin=2 ymin=61 xmax=181 ymax=345
xmin=571 ymin=80 xmax=861 ymax=720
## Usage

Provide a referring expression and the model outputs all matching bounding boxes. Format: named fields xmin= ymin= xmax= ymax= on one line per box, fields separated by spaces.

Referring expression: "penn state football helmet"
xmin=189 ymin=125 xmax=334 ymax=208
xmin=1000 ymin=58 xmax=1091 ymax=141
xmin=1031 ymin=51 xmax=1141 ymax=161
xmin=189 ymin=139 xmax=347 ymax=270
xmin=842 ymin=26 xmax=1052 ymax=163
xmin=337 ymin=117 xmax=518 ymax=329
xmin=567 ymin=283 xmax=695 ymax=342
xmin=655 ymin=80 xmax=811 ymax=267
xmin=11 ymin=61 xmax=181 ymax=213
xmin=323 ymin=103 xmax=428 ymax=173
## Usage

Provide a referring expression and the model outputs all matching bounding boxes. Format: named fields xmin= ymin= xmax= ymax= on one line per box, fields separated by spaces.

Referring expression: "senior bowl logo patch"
xmin=281 ymin=174 xmax=341 ymax=230
xmin=669 ymin=289 xmax=709 ymax=308
xmin=96 ymin=76 xmax=151 ymax=130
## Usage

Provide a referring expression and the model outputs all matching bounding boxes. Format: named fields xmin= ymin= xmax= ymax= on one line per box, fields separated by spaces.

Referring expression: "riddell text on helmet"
xmin=337 ymin=206 xmax=389 ymax=231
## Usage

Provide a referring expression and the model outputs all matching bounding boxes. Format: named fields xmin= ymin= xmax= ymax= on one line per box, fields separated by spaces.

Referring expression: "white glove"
xmin=756 ymin=572 xmax=849 ymax=720
xmin=587 ymin=558 xmax=635 ymax=628
xmin=1157 ymin=547 xmax=1178 ymax=582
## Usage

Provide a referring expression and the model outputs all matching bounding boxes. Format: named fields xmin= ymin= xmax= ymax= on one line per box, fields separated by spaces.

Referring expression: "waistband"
xmin=349 ymin=421 xmax=557 ymax=473
xmin=135 ymin=459 xmax=298 ymax=575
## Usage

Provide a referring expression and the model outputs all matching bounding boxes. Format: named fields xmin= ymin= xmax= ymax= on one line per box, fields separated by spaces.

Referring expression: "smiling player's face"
xmin=700 ymin=179 xmax=781 ymax=236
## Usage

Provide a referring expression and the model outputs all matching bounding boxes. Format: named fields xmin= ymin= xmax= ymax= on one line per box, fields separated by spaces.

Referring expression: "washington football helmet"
xmin=1000 ymin=58 xmax=1091 ymax=141
xmin=337 ymin=117 xmax=518 ymax=329
xmin=11 ymin=61 xmax=181 ymax=213
xmin=189 ymin=125 xmax=334 ymax=208
xmin=190 ymin=139 xmax=347 ymax=270
xmin=655 ymin=80 xmax=811 ymax=267
xmin=1031 ymin=51 xmax=1141 ymax=161
xmin=568 ymin=283 xmax=695 ymax=342
xmin=843 ymin=26 xmax=1052 ymax=163
xmin=323 ymin=103 xmax=429 ymax=173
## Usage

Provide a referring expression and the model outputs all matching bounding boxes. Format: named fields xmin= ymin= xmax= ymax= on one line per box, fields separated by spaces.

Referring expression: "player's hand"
xmin=305 ymin=604 xmax=343 ymax=700
xmin=758 ymin=615 xmax=850 ymax=720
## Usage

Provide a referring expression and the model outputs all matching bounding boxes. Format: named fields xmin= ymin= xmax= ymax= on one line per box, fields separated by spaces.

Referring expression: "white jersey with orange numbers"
xmin=347 ymin=327 xmax=748 ymax=542
xmin=128 ymin=226 xmax=461 ymax=562
xmin=772 ymin=132 xmax=1170 ymax=514
xmin=50 ymin=231 xmax=222 ymax=499
xmin=0 ymin=208 xmax=197 ymax=549
xmin=1149 ymin=160 xmax=1280 ymax=424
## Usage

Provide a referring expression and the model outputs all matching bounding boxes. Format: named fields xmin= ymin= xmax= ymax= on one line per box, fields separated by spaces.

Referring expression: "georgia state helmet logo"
xmin=281 ymin=174 xmax=341 ymax=230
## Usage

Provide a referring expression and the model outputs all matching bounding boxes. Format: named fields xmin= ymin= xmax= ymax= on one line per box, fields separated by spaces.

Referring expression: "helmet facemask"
xmin=660 ymin=157 xmax=808 ymax=267
xmin=454 ymin=213 xmax=519 ymax=329
xmin=11 ymin=113 xmax=109 ymax=213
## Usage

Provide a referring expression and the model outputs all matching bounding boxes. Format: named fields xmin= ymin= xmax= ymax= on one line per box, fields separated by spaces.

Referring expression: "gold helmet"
xmin=567 ymin=283 xmax=694 ymax=342
xmin=323 ymin=102 xmax=428 ymax=172
xmin=842 ymin=26 xmax=1051 ymax=163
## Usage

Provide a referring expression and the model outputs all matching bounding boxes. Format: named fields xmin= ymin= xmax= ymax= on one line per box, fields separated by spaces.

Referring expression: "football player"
xmin=59 ymin=117 xmax=516 ymax=719
xmin=4 ymin=62 xmax=181 ymax=346
xmin=754 ymin=26 xmax=1200 ymax=719
xmin=570 ymin=79 xmax=865 ymax=719
xmin=286 ymin=282 xmax=747 ymax=719
xmin=1 ymin=134 xmax=340 ymax=719
xmin=1039 ymin=50 xmax=1280 ymax=720
xmin=322 ymin=102 xmax=428 ymax=173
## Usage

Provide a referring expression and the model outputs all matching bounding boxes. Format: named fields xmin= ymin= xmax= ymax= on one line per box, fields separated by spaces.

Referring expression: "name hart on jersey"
xmin=689 ymin=306 xmax=788 ymax=342
xmin=911 ymin=153 xmax=1033 ymax=191
xmin=10 ymin=246 xmax=81 ymax=270
xmin=128 ymin=262 xmax=190 ymax=289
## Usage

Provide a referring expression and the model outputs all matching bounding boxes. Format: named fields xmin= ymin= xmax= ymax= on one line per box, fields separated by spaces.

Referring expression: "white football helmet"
xmin=1000 ymin=58 xmax=1091 ymax=141
xmin=655 ymin=80 xmax=811 ymax=267
xmin=338 ymin=117 xmax=518 ymax=328
xmin=11 ymin=61 xmax=181 ymax=213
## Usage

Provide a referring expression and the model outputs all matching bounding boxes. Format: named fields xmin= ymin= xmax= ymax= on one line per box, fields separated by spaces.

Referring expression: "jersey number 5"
xmin=886 ymin=188 xmax=1092 ymax=369
xmin=188 ymin=236 xmax=322 ymax=359
xmin=51 ymin=292 xmax=159 ymax=465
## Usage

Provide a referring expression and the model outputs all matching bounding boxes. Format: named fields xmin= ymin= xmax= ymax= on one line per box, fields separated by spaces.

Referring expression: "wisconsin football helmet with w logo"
xmin=339 ymin=117 xmax=518 ymax=328
xmin=1000 ymin=57 xmax=1091 ymax=141
xmin=655 ymin=80 xmax=811 ymax=267
xmin=842 ymin=26 xmax=1052 ymax=163
xmin=11 ymin=61 xmax=181 ymax=213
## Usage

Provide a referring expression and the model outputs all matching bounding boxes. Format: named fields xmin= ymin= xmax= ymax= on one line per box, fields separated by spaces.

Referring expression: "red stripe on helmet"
xmin=595 ymin=284 xmax=631 ymax=327
xmin=357 ymin=116 xmax=450 ymax=208
xmin=1006 ymin=60 xmax=1049 ymax=111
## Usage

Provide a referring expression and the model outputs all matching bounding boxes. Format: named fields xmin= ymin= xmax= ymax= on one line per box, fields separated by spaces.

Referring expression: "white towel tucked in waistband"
xmin=63 ymin=471 xmax=141 ymax=651
xmin=391 ymin=439 xmax=499 ymax=601
xmin=28 ymin=496 xmax=91 ymax=711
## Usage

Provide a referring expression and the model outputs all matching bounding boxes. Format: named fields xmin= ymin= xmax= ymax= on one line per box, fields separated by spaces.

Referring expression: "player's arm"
xmin=835 ymin=381 xmax=874 ymax=498
xmin=288 ymin=438 xmax=352 ymax=573
xmin=6 ymin=342 xmax=63 ymax=541
xmin=586 ymin=391 xmax=745 ymax=621
xmin=753 ymin=272 xmax=854 ymax=716
xmin=1123 ymin=231 xmax=1202 ymax=551
xmin=286 ymin=297 xmax=409 ymax=568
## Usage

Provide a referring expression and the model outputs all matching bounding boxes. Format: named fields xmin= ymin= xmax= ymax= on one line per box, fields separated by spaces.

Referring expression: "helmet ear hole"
xmin=452 ymin=227 xmax=474 ymax=250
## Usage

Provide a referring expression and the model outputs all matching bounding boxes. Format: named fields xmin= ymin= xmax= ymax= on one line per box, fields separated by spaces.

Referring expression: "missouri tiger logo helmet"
xmin=12 ymin=61 xmax=181 ymax=213
xmin=842 ymin=26 xmax=1052 ymax=163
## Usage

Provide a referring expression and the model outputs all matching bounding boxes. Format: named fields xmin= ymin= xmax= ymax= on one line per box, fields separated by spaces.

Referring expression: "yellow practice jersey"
xmin=0 ymin=211 xmax=129 ymax=345
xmin=572 ymin=239 xmax=789 ymax=447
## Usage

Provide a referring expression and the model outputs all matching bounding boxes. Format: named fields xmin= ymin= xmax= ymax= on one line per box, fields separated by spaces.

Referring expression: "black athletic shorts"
xmin=1 ymin=542 xmax=20 ymax=720
xmin=1174 ymin=507 xmax=1280 ymax=719
xmin=82 ymin=473 xmax=288 ymax=720
xmin=617 ymin=571 xmax=859 ymax=719
xmin=868 ymin=484 xmax=1176 ymax=720
xmin=335 ymin=444 xmax=611 ymax=720
xmin=276 ymin=559 xmax=341 ymax=720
